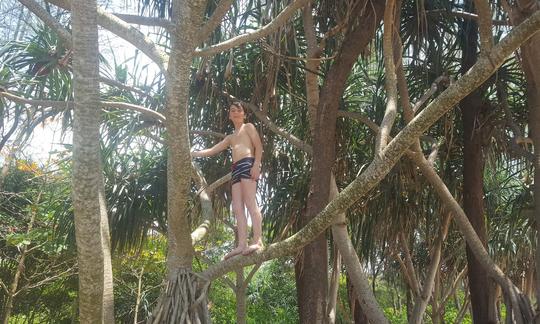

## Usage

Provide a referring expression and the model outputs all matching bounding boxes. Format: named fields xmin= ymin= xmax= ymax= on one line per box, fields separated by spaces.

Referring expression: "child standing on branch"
xmin=191 ymin=102 xmax=264 ymax=259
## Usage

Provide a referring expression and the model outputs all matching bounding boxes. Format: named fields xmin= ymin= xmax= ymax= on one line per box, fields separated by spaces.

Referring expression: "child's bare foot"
xmin=224 ymin=246 xmax=245 ymax=260
xmin=242 ymin=241 xmax=264 ymax=256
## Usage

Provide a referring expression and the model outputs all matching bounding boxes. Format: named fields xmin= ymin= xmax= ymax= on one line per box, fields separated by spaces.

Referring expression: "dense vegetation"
xmin=0 ymin=0 xmax=539 ymax=323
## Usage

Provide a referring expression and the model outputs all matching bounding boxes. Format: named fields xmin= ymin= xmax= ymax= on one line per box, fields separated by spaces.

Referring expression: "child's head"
xmin=228 ymin=101 xmax=246 ymax=122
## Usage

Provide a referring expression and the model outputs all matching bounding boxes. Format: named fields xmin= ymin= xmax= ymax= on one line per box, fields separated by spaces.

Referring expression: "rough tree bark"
xmin=459 ymin=1 xmax=496 ymax=322
xmin=146 ymin=0 xmax=209 ymax=322
xmin=71 ymin=0 xmax=115 ymax=321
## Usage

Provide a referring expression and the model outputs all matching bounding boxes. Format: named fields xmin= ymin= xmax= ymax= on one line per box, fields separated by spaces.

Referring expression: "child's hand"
xmin=250 ymin=166 xmax=260 ymax=180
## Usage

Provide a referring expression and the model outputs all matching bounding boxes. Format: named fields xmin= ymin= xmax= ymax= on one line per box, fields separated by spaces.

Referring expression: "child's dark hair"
xmin=230 ymin=101 xmax=244 ymax=111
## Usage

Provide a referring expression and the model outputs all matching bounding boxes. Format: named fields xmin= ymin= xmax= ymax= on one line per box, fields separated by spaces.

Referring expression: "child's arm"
xmin=191 ymin=136 xmax=230 ymax=158
xmin=245 ymin=123 xmax=263 ymax=180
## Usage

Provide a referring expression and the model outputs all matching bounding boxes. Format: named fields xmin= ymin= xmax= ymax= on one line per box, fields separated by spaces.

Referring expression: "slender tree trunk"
xmin=147 ymin=1 xmax=209 ymax=322
xmin=133 ymin=266 xmax=145 ymax=324
xmin=235 ymin=269 xmax=247 ymax=324
xmin=510 ymin=1 xmax=540 ymax=318
xmin=410 ymin=214 xmax=451 ymax=324
xmin=326 ymin=245 xmax=341 ymax=324
xmin=347 ymin=277 xmax=370 ymax=323
xmin=71 ymin=0 xmax=114 ymax=321
xmin=459 ymin=2 xmax=496 ymax=322
xmin=296 ymin=2 xmax=384 ymax=322
xmin=330 ymin=175 xmax=389 ymax=324
xmin=2 ymin=202 xmax=37 ymax=324
xmin=431 ymin=269 xmax=441 ymax=324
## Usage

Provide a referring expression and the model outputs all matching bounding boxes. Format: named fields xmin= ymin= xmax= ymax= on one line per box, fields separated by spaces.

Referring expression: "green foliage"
xmin=0 ymin=159 xmax=76 ymax=323
xmin=207 ymin=258 xmax=298 ymax=323
xmin=113 ymin=236 xmax=167 ymax=323
xmin=246 ymin=259 xmax=298 ymax=323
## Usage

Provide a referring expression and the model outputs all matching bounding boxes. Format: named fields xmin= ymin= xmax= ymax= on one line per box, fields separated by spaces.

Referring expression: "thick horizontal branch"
xmin=0 ymin=91 xmax=166 ymax=123
xmin=200 ymin=9 xmax=540 ymax=281
xmin=195 ymin=0 xmax=311 ymax=56
xmin=113 ymin=13 xmax=172 ymax=29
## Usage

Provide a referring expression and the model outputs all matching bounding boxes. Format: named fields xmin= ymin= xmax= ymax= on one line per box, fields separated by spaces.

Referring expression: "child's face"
xmin=228 ymin=104 xmax=245 ymax=122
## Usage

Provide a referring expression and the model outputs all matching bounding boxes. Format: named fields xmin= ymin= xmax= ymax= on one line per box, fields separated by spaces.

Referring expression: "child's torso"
xmin=229 ymin=125 xmax=254 ymax=162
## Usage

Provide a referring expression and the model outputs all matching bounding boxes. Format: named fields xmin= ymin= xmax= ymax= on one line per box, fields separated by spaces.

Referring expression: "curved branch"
xmin=412 ymin=75 xmax=450 ymax=113
xmin=191 ymin=162 xmax=214 ymax=244
xmin=195 ymin=0 xmax=312 ymax=56
xmin=329 ymin=175 xmax=389 ymax=324
xmin=198 ymin=172 xmax=231 ymax=195
xmin=18 ymin=0 xmax=72 ymax=46
xmin=198 ymin=0 xmax=234 ymax=43
xmin=375 ymin=0 xmax=398 ymax=153
xmin=45 ymin=0 xmax=168 ymax=71
xmin=101 ymin=102 xmax=166 ymax=123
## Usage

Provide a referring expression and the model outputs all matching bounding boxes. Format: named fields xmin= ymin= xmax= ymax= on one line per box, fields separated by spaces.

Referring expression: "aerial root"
xmin=148 ymin=269 xmax=210 ymax=324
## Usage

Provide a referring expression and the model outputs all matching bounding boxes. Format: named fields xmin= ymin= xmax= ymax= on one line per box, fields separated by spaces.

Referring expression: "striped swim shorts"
xmin=231 ymin=157 xmax=255 ymax=185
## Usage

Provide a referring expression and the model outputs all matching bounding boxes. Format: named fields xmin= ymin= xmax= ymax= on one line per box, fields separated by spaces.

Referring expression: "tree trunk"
xmin=133 ymin=266 xmax=145 ymax=324
xmin=511 ymin=0 xmax=540 ymax=317
xmin=71 ymin=0 xmax=114 ymax=321
xmin=235 ymin=269 xmax=247 ymax=324
xmin=147 ymin=1 xmax=209 ymax=322
xmin=459 ymin=2 xmax=496 ymax=322
xmin=347 ymin=277 xmax=370 ymax=324
xmin=326 ymin=245 xmax=341 ymax=324
xmin=295 ymin=2 xmax=384 ymax=322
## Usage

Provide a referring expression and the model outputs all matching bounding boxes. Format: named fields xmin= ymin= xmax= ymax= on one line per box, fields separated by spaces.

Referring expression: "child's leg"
xmin=240 ymin=179 xmax=263 ymax=255
xmin=224 ymin=183 xmax=248 ymax=259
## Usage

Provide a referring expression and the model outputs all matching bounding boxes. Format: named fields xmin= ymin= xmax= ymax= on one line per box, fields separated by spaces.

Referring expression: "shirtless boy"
xmin=191 ymin=102 xmax=264 ymax=259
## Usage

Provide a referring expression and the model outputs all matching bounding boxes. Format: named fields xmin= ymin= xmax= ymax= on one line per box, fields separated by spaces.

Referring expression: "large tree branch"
xmin=198 ymin=0 xmax=234 ymax=43
xmin=112 ymin=13 xmax=172 ymax=29
xmin=45 ymin=0 xmax=168 ymax=71
xmin=200 ymin=9 xmax=540 ymax=282
xmin=18 ymin=0 xmax=72 ymax=46
xmin=473 ymin=0 xmax=495 ymax=52
xmin=398 ymin=232 xmax=422 ymax=297
xmin=329 ymin=175 xmax=389 ymax=324
xmin=0 ymin=91 xmax=166 ymax=123
xmin=410 ymin=213 xmax=451 ymax=323
xmin=195 ymin=0 xmax=312 ymax=56
xmin=375 ymin=0 xmax=399 ymax=153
